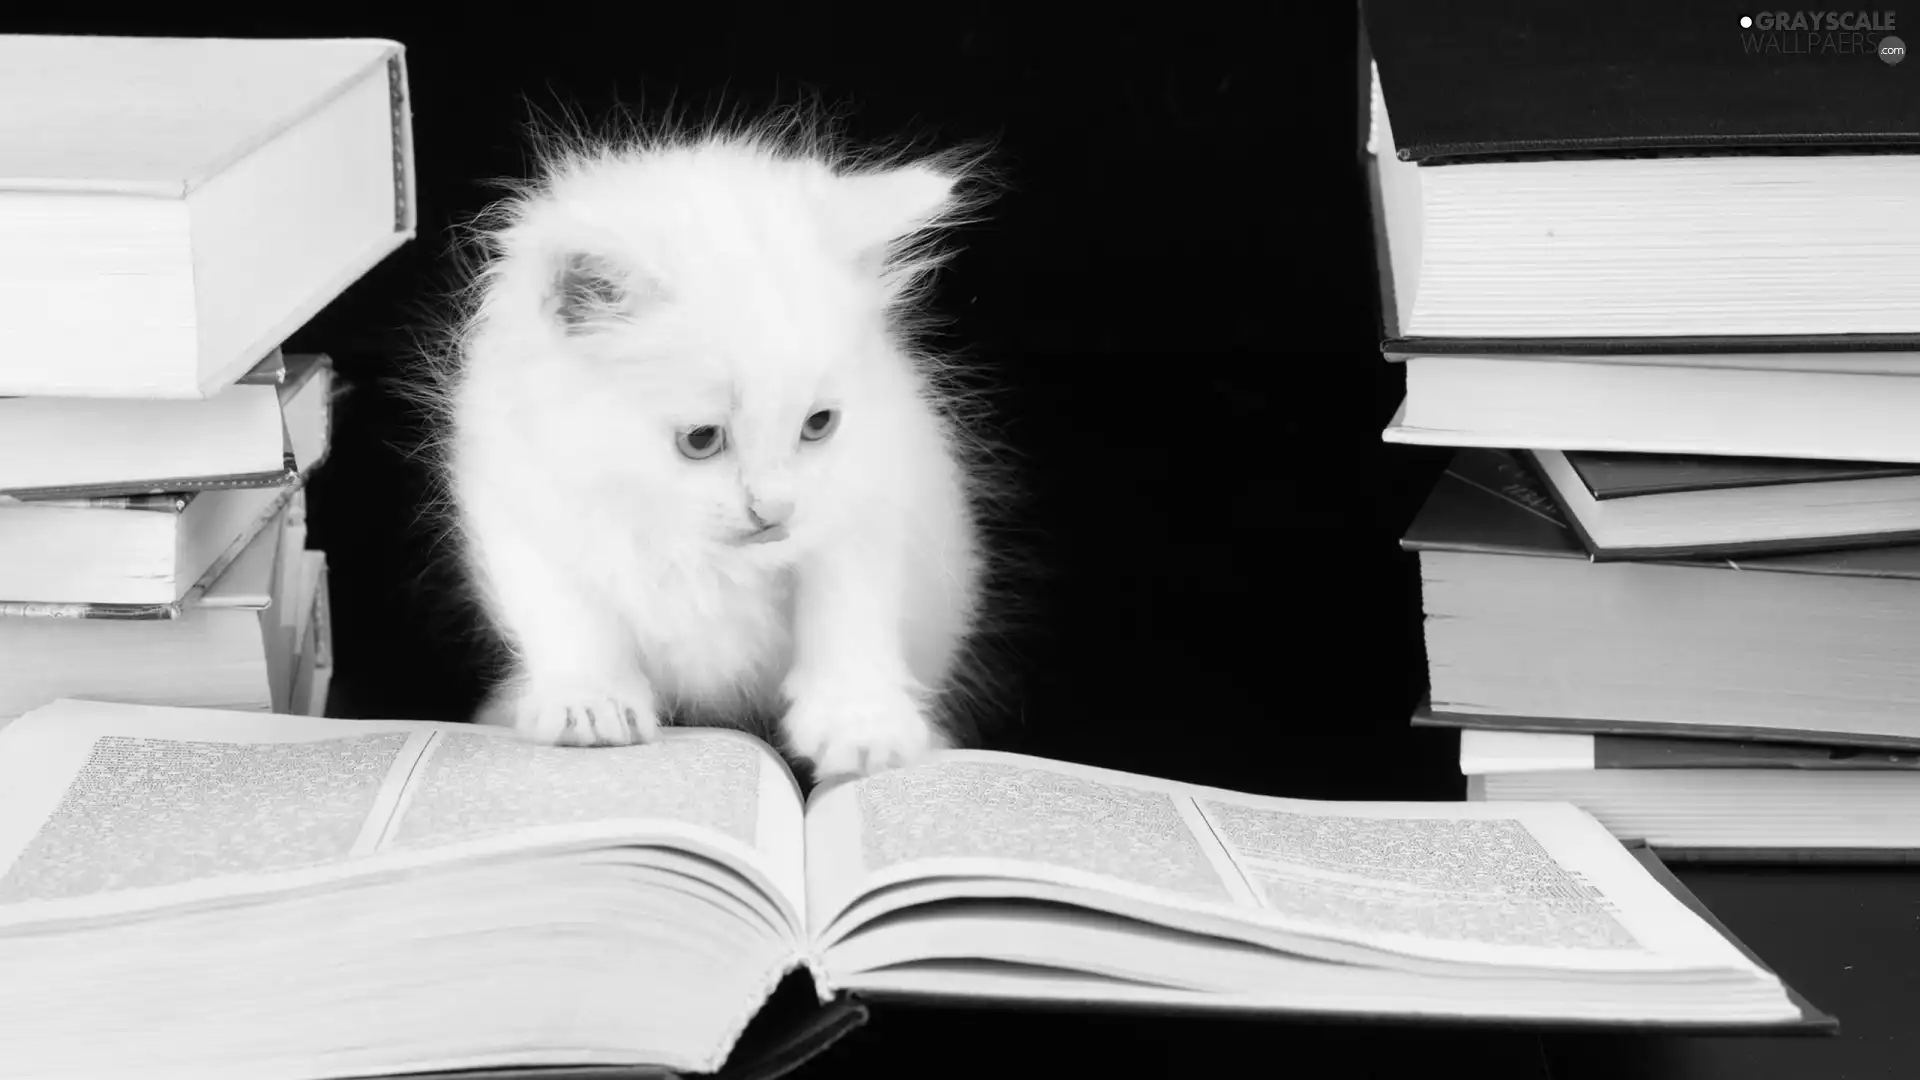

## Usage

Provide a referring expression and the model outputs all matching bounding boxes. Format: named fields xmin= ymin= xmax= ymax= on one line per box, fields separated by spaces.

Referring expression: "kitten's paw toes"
xmin=513 ymin=685 xmax=659 ymax=748
xmin=781 ymin=676 xmax=946 ymax=778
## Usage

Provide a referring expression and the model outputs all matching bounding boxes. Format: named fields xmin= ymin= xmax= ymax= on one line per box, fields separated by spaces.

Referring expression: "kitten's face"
xmin=554 ymin=273 xmax=885 ymax=563
xmin=500 ymin=147 xmax=957 ymax=561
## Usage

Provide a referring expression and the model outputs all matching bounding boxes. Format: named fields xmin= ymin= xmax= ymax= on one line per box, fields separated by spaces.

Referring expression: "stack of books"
xmin=1363 ymin=4 xmax=1920 ymax=861
xmin=0 ymin=35 xmax=416 ymax=726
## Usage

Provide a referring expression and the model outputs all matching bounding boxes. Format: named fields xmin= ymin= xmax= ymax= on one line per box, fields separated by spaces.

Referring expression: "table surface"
xmin=797 ymin=864 xmax=1920 ymax=1079
xmin=1545 ymin=865 xmax=1920 ymax=1080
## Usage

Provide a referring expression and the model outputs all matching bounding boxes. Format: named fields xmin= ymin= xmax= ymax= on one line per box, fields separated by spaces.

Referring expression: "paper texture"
xmin=385 ymin=729 xmax=763 ymax=851
xmin=0 ymin=732 xmax=410 ymax=905
xmin=853 ymin=761 xmax=1234 ymax=901
xmin=0 ymin=702 xmax=804 ymax=930
xmin=806 ymin=749 xmax=1771 ymax=977
xmin=1194 ymin=799 xmax=1638 ymax=951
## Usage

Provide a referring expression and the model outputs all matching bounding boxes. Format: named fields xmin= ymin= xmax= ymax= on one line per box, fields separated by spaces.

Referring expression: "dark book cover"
xmin=1591 ymin=734 xmax=1920 ymax=771
xmin=1518 ymin=451 xmax=1920 ymax=562
xmin=1361 ymin=0 xmax=1920 ymax=165
xmin=1383 ymin=334 xmax=1920 ymax=356
xmin=236 ymin=349 xmax=288 ymax=386
xmin=1384 ymin=336 xmax=1920 ymax=358
xmin=1401 ymin=447 xmax=1920 ymax=580
xmin=1565 ymin=452 xmax=1920 ymax=500
xmin=1418 ymin=702 xmax=1920 ymax=753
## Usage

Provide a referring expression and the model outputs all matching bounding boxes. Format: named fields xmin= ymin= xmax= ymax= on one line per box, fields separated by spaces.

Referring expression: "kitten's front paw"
xmin=511 ymin=681 xmax=660 ymax=748
xmin=781 ymin=673 xmax=947 ymax=778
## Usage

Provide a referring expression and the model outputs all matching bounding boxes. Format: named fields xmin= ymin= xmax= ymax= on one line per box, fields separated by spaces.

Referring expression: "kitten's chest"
xmin=608 ymin=557 xmax=795 ymax=709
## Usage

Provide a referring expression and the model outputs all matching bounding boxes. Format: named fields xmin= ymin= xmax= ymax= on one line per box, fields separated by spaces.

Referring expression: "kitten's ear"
xmin=829 ymin=164 xmax=960 ymax=259
xmin=544 ymin=250 xmax=662 ymax=337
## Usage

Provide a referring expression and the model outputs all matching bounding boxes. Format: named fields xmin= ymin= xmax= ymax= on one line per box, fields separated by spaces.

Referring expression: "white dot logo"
xmin=1740 ymin=15 xmax=1753 ymax=27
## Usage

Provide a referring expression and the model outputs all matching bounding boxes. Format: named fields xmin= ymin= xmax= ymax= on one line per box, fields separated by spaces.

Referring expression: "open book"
xmin=0 ymin=700 xmax=1827 ymax=1079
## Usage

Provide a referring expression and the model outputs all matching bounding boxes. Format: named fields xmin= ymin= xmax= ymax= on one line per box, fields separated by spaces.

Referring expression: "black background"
xmin=19 ymin=5 xmax=1544 ymax=1076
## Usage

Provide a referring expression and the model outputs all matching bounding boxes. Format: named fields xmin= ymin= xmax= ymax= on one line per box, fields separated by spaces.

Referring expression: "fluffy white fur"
xmin=434 ymin=120 xmax=995 ymax=777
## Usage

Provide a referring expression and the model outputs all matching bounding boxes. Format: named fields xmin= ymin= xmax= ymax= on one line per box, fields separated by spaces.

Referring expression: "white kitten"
xmin=428 ymin=118 xmax=999 ymax=778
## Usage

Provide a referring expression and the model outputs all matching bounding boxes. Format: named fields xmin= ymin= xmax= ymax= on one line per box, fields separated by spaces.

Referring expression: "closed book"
xmin=0 ymin=484 xmax=294 ymax=610
xmin=1566 ymin=452 xmax=1920 ymax=500
xmin=1364 ymin=0 xmax=1917 ymax=164
xmin=1361 ymin=0 xmax=1920 ymax=345
xmin=0 ymin=511 xmax=287 ymax=723
xmin=0 ymin=369 xmax=335 ymax=612
xmin=1378 ymin=362 xmax=1920 ymax=464
xmin=1403 ymin=448 xmax=1920 ymax=747
xmin=1521 ymin=448 xmax=1920 ymax=560
xmin=1461 ymin=729 xmax=1920 ymax=862
xmin=287 ymin=550 xmax=332 ymax=718
xmin=0 ymin=36 xmax=414 ymax=398
xmin=0 ymin=353 xmax=335 ymax=502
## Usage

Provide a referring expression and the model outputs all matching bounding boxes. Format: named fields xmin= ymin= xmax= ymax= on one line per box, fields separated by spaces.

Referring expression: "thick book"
xmin=0 ymin=484 xmax=295 ymax=610
xmin=0 ymin=353 xmax=335 ymax=502
xmin=1361 ymin=3 xmax=1920 ymax=345
xmin=266 ymin=488 xmax=332 ymax=718
xmin=1461 ymin=729 xmax=1920 ymax=862
xmin=1363 ymin=0 xmax=1919 ymax=164
xmin=0 ymin=510 xmax=291 ymax=725
xmin=0 ymin=36 xmax=415 ymax=398
xmin=1521 ymin=448 xmax=1920 ymax=560
xmin=1565 ymin=452 xmax=1920 ymax=500
xmin=289 ymin=558 xmax=333 ymax=717
xmin=0 ymin=366 xmax=335 ymax=613
xmin=1378 ymin=359 xmax=1920 ymax=464
xmin=0 ymin=700 xmax=1832 ymax=1078
xmin=1403 ymin=448 xmax=1920 ymax=747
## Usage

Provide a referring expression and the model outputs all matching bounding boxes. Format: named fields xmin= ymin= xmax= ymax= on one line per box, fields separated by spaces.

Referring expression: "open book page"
xmin=0 ymin=700 xmax=807 ymax=932
xmin=803 ymin=749 xmax=1772 ymax=978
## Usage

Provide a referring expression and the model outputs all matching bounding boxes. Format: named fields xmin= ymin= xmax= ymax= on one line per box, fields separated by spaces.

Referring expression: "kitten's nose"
xmin=748 ymin=497 xmax=794 ymax=528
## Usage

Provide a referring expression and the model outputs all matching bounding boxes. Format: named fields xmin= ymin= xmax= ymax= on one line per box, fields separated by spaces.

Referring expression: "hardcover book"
xmin=0 ymin=353 xmax=335 ymax=502
xmin=1377 ymin=364 xmax=1920 ymax=464
xmin=1363 ymin=0 xmax=1919 ymax=164
xmin=0 ymin=510 xmax=289 ymax=724
xmin=0 ymin=357 xmax=336 ymax=615
xmin=1461 ymin=728 xmax=1920 ymax=862
xmin=0 ymin=36 xmax=415 ymax=398
xmin=1521 ymin=448 xmax=1920 ymax=560
xmin=1403 ymin=449 xmax=1920 ymax=747
xmin=1565 ymin=452 xmax=1920 ymax=500
xmin=0 ymin=700 xmax=1833 ymax=1078
xmin=1360 ymin=0 xmax=1920 ymax=345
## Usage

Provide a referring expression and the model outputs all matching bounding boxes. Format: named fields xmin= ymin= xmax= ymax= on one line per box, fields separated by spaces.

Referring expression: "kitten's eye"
xmin=800 ymin=409 xmax=839 ymax=443
xmin=677 ymin=425 xmax=726 ymax=460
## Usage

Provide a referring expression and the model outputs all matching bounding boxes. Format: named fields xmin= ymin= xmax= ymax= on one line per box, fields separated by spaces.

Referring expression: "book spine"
xmin=0 ymin=599 xmax=183 ymax=620
xmin=0 ymin=492 xmax=190 ymax=512
xmin=0 ymin=471 xmax=292 ymax=504
xmin=386 ymin=53 xmax=416 ymax=235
